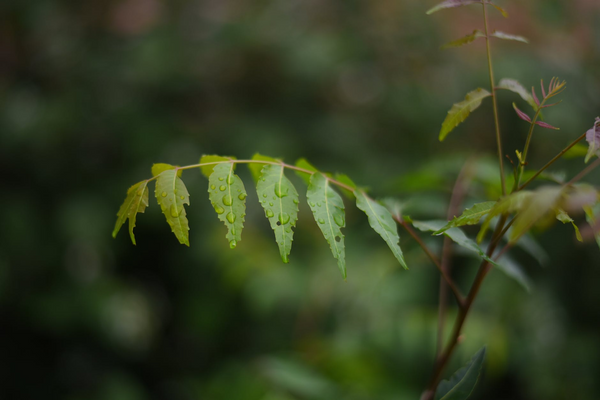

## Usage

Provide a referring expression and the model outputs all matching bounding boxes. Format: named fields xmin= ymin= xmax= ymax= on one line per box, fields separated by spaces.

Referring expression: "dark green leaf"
xmin=435 ymin=347 xmax=486 ymax=400
xmin=434 ymin=201 xmax=496 ymax=235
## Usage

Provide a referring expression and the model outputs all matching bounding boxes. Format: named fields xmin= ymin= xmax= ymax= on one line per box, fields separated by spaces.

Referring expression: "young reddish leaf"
xmin=441 ymin=30 xmax=486 ymax=49
xmin=535 ymin=121 xmax=560 ymax=130
xmin=540 ymin=79 xmax=547 ymax=98
xmin=585 ymin=117 xmax=600 ymax=163
xmin=513 ymin=103 xmax=532 ymax=122
xmin=426 ymin=0 xmax=481 ymax=15
xmin=531 ymin=87 xmax=540 ymax=106
xmin=490 ymin=31 xmax=528 ymax=43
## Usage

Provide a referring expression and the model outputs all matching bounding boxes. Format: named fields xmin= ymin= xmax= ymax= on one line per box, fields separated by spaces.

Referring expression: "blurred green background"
xmin=1 ymin=0 xmax=599 ymax=399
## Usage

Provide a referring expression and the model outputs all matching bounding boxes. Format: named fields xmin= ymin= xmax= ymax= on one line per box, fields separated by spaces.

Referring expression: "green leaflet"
xmin=434 ymin=201 xmax=496 ymax=235
xmin=509 ymin=186 xmax=564 ymax=243
xmin=333 ymin=173 xmax=357 ymax=199
xmin=249 ymin=153 xmax=279 ymax=182
xmin=155 ymin=169 xmax=191 ymax=246
xmin=490 ymin=31 xmax=528 ymax=44
xmin=439 ymin=88 xmax=491 ymax=141
xmin=307 ymin=173 xmax=347 ymax=278
xmin=208 ymin=162 xmax=247 ymax=249
xmin=295 ymin=158 xmax=319 ymax=185
xmin=435 ymin=347 xmax=486 ymax=400
xmin=497 ymin=78 xmax=541 ymax=114
xmin=477 ymin=191 xmax=533 ymax=243
xmin=490 ymin=4 xmax=508 ymax=17
xmin=200 ymin=155 xmax=236 ymax=178
xmin=152 ymin=163 xmax=181 ymax=177
xmin=556 ymin=208 xmax=583 ymax=242
xmin=256 ymin=164 xmax=299 ymax=263
xmin=355 ymin=191 xmax=408 ymax=269
xmin=441 ymin=30 xmax=485 ymax=49
xmin=112 ymin=180 xmax=149 ymax=245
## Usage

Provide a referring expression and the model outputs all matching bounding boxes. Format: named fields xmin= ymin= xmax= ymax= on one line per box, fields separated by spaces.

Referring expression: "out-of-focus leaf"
xmin=490 ymin=31 xmax=528 ymax=43
xmin=564 ymin=143 xmax=590 ymax=159
xmin=200 ymin=155 xmax=236 ymax=178
xmin=151 ymin=163 xmax=183 ymax=178
xmin=498 ymin=79 xmax=539 ymax=113
xmin=509 ymin=186 xmax=564 ymax=243
xmin=333 ymin=173 xmax=357 ymax=199
xmin=156 ymin=169 xmax=191 ymax=246
xmin=295 ymin=158 xmax=319 ymax=184
xmin=494 ymin=254 xmax=533 ymax=292
xmin=585 ymin=117 xmax=600 ymax=163
xmin=434 ymin=201 xmax=496 ymax=235
xmin=535 ymin=121 xmax=559 ymax=130
xmin=381 ymin=197 xmax=405 ymax=220
xmin=584 ymin=204 xmax=600 ymax=250
xmin=355 ymin=191 xmax=408 ymax=269
xmin=513 ymin=103 xmax=531 ymax=122
xmin=490 ymin=3 xmax=508 ymax=17
xmin=112 ymin=180 xmax=149 ymax=245
xmin=514 ymin=233 xmax=550 ymax=266
xmin=441 ymin=30 xmax=486 ymax=49
xmin=478 ymin=191 xmax=533 ymax=243
xmin=435 ymin=347 xmax=486 ymax=400
xmin=440 ymin=89 xmax=491 ymax=141
xmin=426 ymin=0 xmax=481 ymax=15
xmin=249 ymin=153 xmax=279 ymax=183
xmin=556 ymin=208 xmax=583 ymax=242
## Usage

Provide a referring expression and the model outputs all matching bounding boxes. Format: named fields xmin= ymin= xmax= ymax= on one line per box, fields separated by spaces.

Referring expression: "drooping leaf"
xmin=426 ymin=0 xmax=481 ymax=15
xmin=585 ymin=117 xmax=600 ymax=163
xmin=155 ymin=169 xmax=191 ymax=246
xmin=556 ymin=208 xmax=583 ymax=242
xmin=307 ymin=173 xmax=346 ymax=277
xmin=435 ymin=347 xmax=486 ymax=400
xmin=497 ymin=79 xmax=539 ymax=113
xmin=200 ymin=155 xmax=236 ymax=178
xmin=490 ymin=31 xmax=528 ymax=43
xmin=112 ymin=180 xmax=149 ymax=245
xmin=333 ymin=173 xmax=357 ymax=199
xmin=477 ymin=191 xmax=533 ymax=243
xmin=494 ymin=254 xmax=533 ymax=292
xmin=439 ymin=88 xmax=491 ymax=141
xmin=249 ymin=153 xmax=279 ymax=182
xmin=513 ymin=103 xmax=531 ymax=122
xmin=256 ymin=164 xmax=299 ymax=263
xmin=509 ymin=186 xmax=564 ymax=243
xmin=489 ymin=3 xmax=508 ymax=17
xmin=441 ymin=30 xmax=486 ymax=49
xmin=295 ymin=158 xmax=319 ymax=185
xmin=434 ymin=201 xmax=496 ymax=235
xmin=208 ymin=162 xmax=247 ymax=249
xmin=355 ymin=191 xmax=408 ymax=269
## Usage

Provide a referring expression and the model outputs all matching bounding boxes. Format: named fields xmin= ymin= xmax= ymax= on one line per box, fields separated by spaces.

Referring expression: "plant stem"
xmin=482 ymin=3 xmax=506 ymax=196
xmin=515 ymin=103 xmax=545 ymax=189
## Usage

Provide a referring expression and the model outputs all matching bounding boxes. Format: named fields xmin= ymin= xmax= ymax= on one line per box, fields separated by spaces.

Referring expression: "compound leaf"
xmin=250 ymin=153 xmax=279 ymax=182
xmin=441 ymin=30 xmax=486 ymax=49
xmin=498 ymin=78 xmax=540 ymax=113
xmin=434 ymin=201 xmax=496 ymax=235
xmin=256 ymin=164 xmax=299 ymax=263
xmin=200 ymin=154 xmax=236 ymax=178
xmin=112 ymin=180 xmax=150 ymax=245
xmin=427 ymin=0 xmax=481 ymax=15
xmin=355 ymin=191 xmax=408 ymax=269
xmin=307 ymin=173 xmax=347 ymax=278
xmin=439 ymin=88 xmax=491 ymax=141
xmin=155 ymin=169 xmax=191 ymax=246
xmin=435 ymin=347 xmax=486 ymax=400
xmin=208 ymin=162 xmax=247 ymax=249
xmin=490 ymin=31 xmax=528 ymax=43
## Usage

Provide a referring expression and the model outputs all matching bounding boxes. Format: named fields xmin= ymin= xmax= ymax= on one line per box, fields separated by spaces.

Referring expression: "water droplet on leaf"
xmin=227 ymin=174 xmax=235 ymax=185
xmin=279 ymin=212 xmax=290 ymax=225
xmin=161 ymin=192 xmax=167 ymax=197
xmin=334 ymin=214 xmax=345 ymax=227
xmin=210 ymin=185 xmax=216 ymax=190
xmin=218 ymin=177 xmax=224 ymax=181
xmin=219 ymin=185 xmax=226 ymax=191
xmin=170 ymin=205 xmax=179 ymax=218
xmin=222 ymin=194 xmax=232 ymax=206
xmin=214 ymin=205 xmax=225 ymax=214
xmin=238 ymin=193 xmax=247 ymax=200
xmin=274 ymin=183 xmax=289 ymax=198
xmin=266 ymin=209 xmax=274 ymax=218
xmin=229 ymin=240 xmax=237 ymax=249
xmin=318 ymin=218 xmax=325 ymax=224
xmin=226 ymin=212 xmax=236 ymax=223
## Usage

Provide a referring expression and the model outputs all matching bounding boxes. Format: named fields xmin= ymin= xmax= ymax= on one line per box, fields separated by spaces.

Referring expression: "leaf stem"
xmin=516 ymin=101 xmax=546 ymax=189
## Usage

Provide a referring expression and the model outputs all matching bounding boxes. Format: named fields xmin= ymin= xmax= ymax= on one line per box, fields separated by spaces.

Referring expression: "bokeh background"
xmin=1 ymin=0 xmax=600 ymax=399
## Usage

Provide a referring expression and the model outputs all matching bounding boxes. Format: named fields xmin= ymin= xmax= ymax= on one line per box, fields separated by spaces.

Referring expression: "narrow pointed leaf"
xmin=535 ymin=121 xmax=559 ymax=130
xmin=490 ymin=31 xmax=528 ymax=43
xmin=489 ymin=3 xmax=508 ymax=17
xmin=441 ymin=30 xmax=486 ymax=49
xmin=208 ymin=162 xmax=247 ymax=249
xmin=113 ymin=180 xmax=150 ymax=245
xmin=427 ymin=0 xmax=481 ymax=15
xmin=497 ymin=79 xmax=540 ymax=113
xmin=585 ymin=117 xmax=600 ymax=163
xmin=434 ymin=201 xmax=496 ymax=235
xmin=155 ymin=170 xmax=191 ymax=246
xmin=513 ymin=103 xmax=531 ymax=122
xmin=307 ymin=173 xmax=347 ymax=277
xmin=295 ymin=158 xmax=319 ymax=185
xmin=256 ymin=164 xmax=299 ymax=263
xmin=439 ymin=89 xmax=491 ymax=141
xmin=200 ymin=155 xmax=236 ymax=178
xmin=435 ymin=347 xmax=486 ymax=400
xmin=556 ymin=208 xmax=583 ymax=242
xmin=249 ymin=153 xmax=279 ymax=183
xmin=355 ymin=191 xmax=407 ymax=269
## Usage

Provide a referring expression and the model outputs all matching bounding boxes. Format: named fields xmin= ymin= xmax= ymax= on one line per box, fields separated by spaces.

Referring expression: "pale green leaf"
xmin=477 ymin=191 xmax=534 ymax=243
xmin=112 ymin=180 xmax=149 ymax=245
xmin=307 ymin=173 xmax=346 ymax=278
xmin=439 ymin=88 xmax=491 ymax=141
xmin=564 ymin=143 xmax=590 ymax=159
xmin=295 ymin=158 xmax=319 ymax=185
xmin=426 ymin=0 xmax=481 ymax=15
xmin=355 ymin=191 xmax=407 ymax=269
xmin=152 ymin=163 xmax=182 ymax=178
xmin=556 ymin=208 xmax=583 ymax=242
xmin=434 ymin=201 xmax=496 ymax=235
xmin=435 ymin=347 xmax=486 ymax=400
xmin=441 ymin=30 xmax=486 ymax=49
xmin=155 ymin=170 xmax=190 ymax=246
xmin=490 ymin=3 xmax=508 ymax=17
xmin=256 ymin=164 xmax=299 ymax=263
xmin=249 ymin=153 xmax=279 ymax=182
xmin=490 ymin=31 xmax=528 ymax=43
xmin=199 ymin=155 xmax=236 ymax=178
xmin=497 ymin=78 xmax=540 ymax=114
xmin=509 ymin=186 xmax=564 ymax=243
xmin=208 ymin=162 xmax=247 ymax=249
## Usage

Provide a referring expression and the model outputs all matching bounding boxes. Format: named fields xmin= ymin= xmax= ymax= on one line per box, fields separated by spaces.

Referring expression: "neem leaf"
xmin=155 ymin=169 xmax=191 ymax=246
xmin=427 ymin=0 xmax=481 ymax=15
xmin=256 ymin=164 xmax=299 ymax=263
xmin=112 ymin=180 xmax=149 ymax=245
xmin=535 ymin=121 xmax=559 ymax=130
xmin=355 ymin=191 xmax=408 ymax=269
xmin=556 ymin=208 xmax=583 ymax=242
xmin=435 ymin=347 xmax=486 ymax=400
xmin=490 ymin=3 xmax=508 ymax=17
xmin=513 ymin=103 xmax=532 ymax=122
xmin=509 ymin=186 xmax=564 ymax=243
xmin=477 ymin=191 xmax=533 ymax=243
xmin=490 ymin=31 xmax=528 ymax=43
xmin=585 ymin=117 xmax=600 ymax=163
xmin=498 ymin=79 xmax=540 ymax=113
xmin=295 ymin=158 xmax=319 ymax=185
xmin=333 ymin=173 xmax=357 ymax=199
xmin=439 ymin=88 xmax=491 ymax=141
xmin=434 ymin=201 xmax=496 ymax=235
xmin=249 ymin=153 xmax=279 ymax=183
xmin=307 ymin=173 xmax=347 ymax=278
xmin=200 ymin=155 xmax=236 ymax=178
xmin=208 ymin=162 xmax=247 ymax=249
xmin=441 ymin=30 xmax=486 ymax=49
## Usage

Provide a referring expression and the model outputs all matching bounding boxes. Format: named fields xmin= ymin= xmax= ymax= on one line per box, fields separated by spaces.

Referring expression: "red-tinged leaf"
xmin=535 ymin=121 xmax=560 ymax=130
xmin=541 ymin=79 xmax=547 ymax=98
xmin=540 ymin=100 xmax=563 ymax=108
xmin=531 ymin=87 xmax=540 ymax=106
xmin=426 ymin=0 xmax=481 ymax=15
xmin=513 ymin=103 xmax=531 ymax=122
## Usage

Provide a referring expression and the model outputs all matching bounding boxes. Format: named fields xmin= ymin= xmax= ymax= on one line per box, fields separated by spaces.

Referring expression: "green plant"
xmin=112 ymin=1 xmax=600 ymax=398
